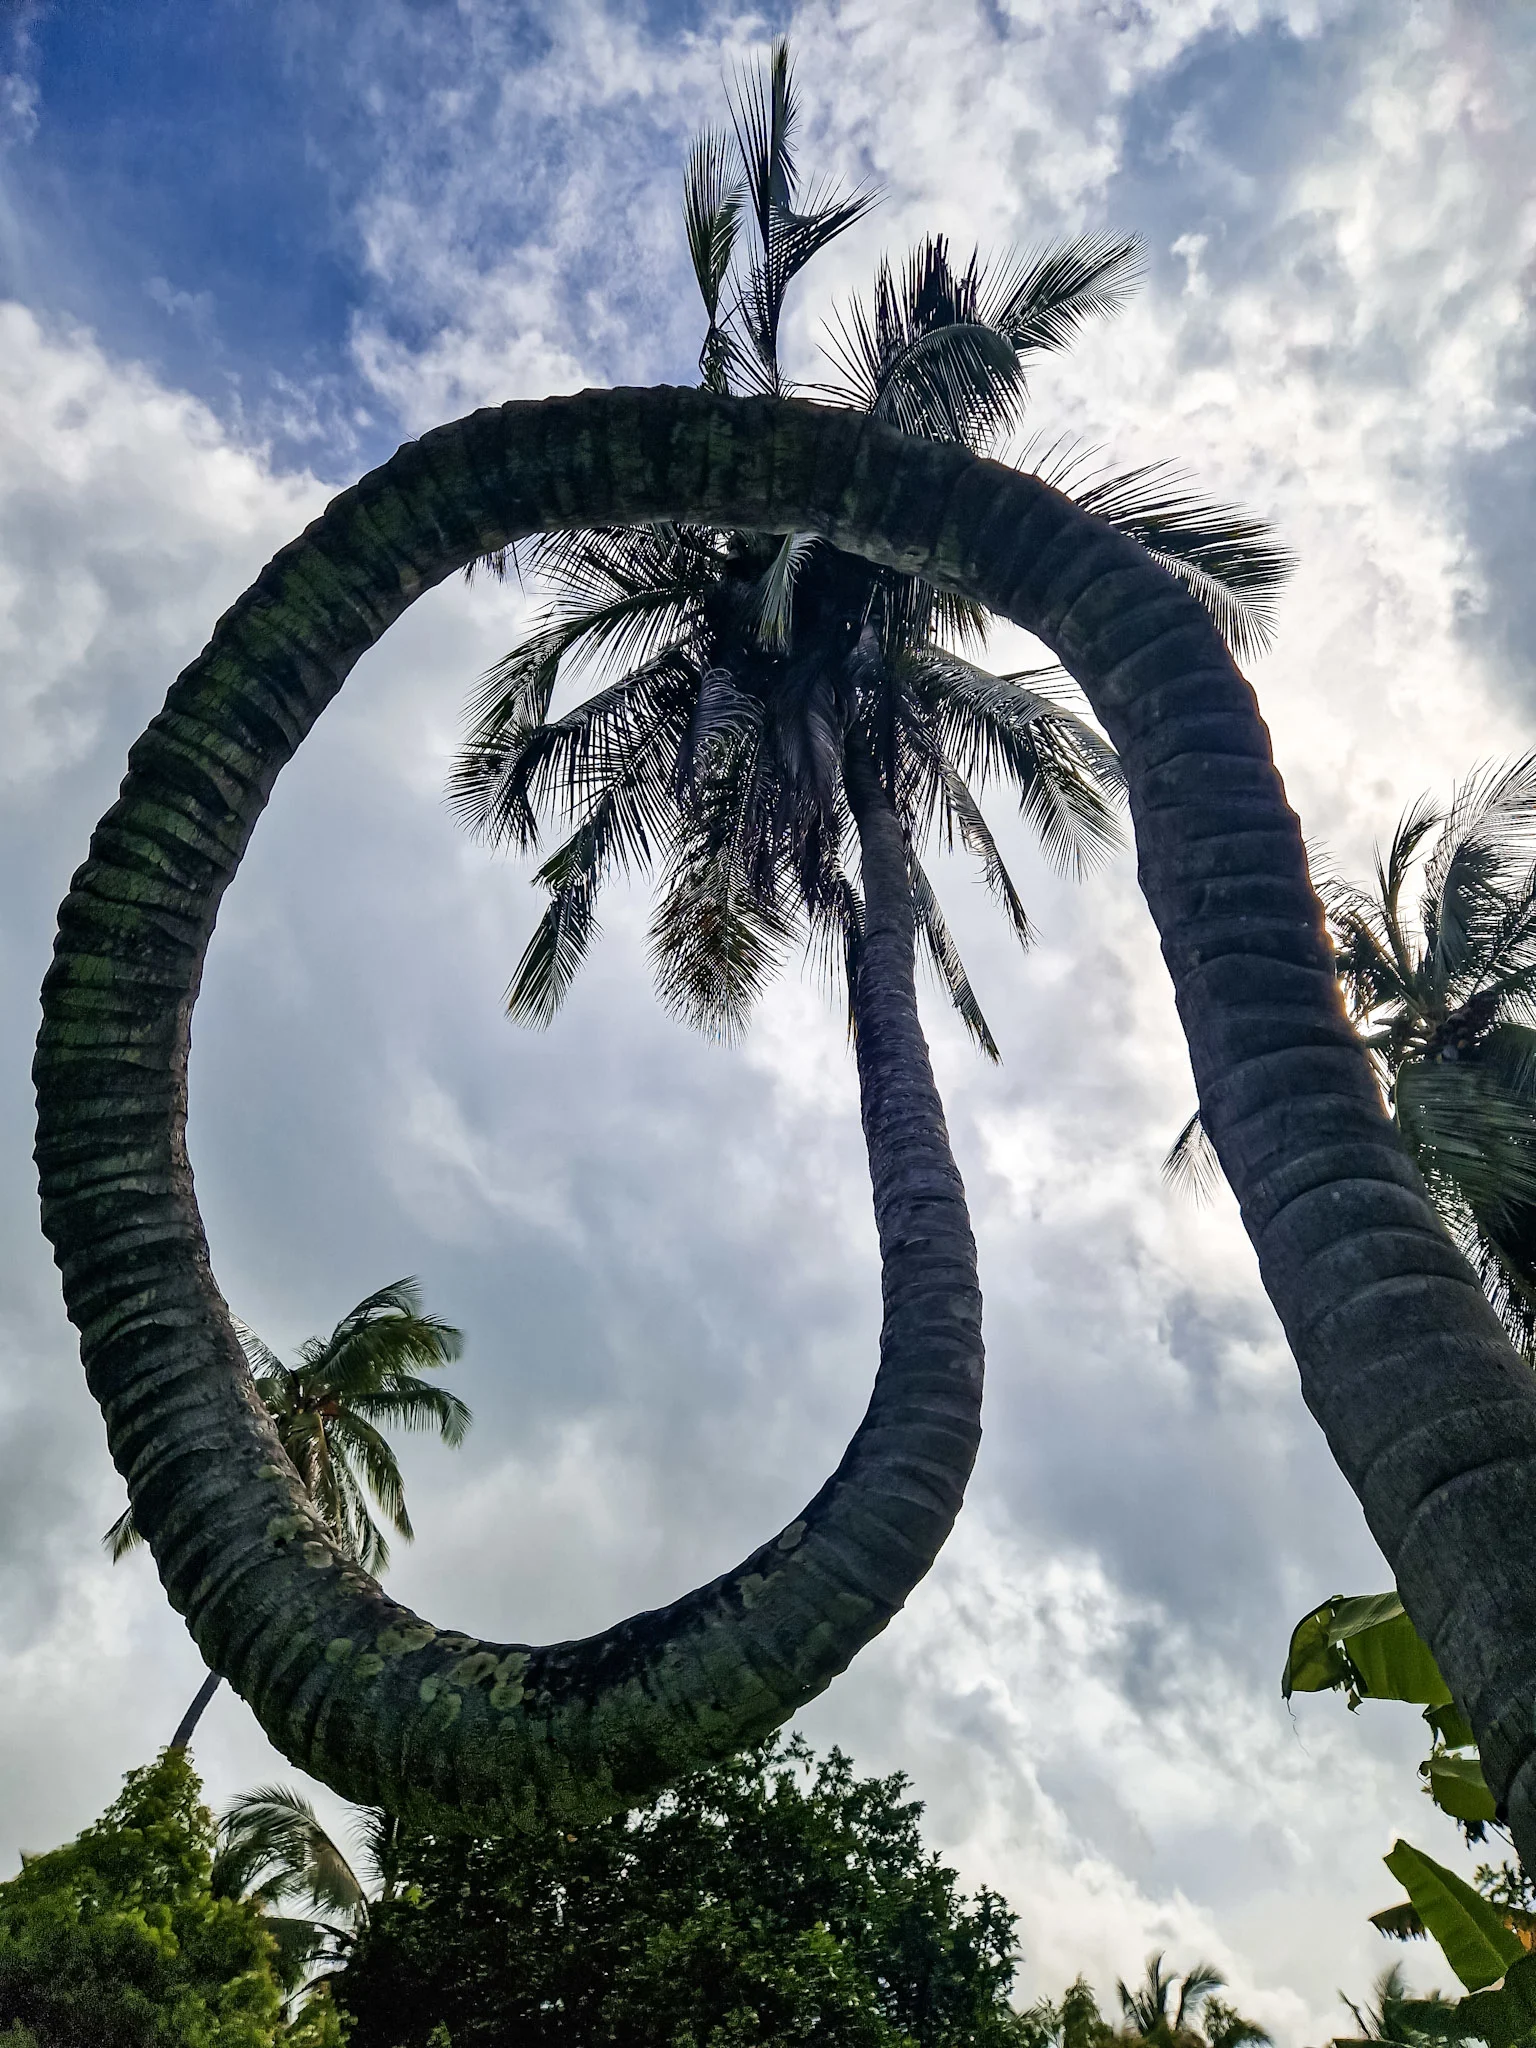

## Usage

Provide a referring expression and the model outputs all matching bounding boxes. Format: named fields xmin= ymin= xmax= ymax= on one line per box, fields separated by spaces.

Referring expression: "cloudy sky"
xmin=1 ymin=0 xmax=1533 ymax=2036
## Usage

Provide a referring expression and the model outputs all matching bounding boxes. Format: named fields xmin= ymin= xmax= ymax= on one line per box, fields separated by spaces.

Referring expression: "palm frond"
xmin=326 ymin=1412 xmax=413 ymax=1542
xmin=906 ymin=847 xmax=1001 ymax=1061
xmin=752 ymin=532 xmax=821 ymax=649
xmin=344 ymin=1384 xmax=473 ymax=1447
xmin=1395 ymin=1059 xmax=1536 ymax=1223
xmin=818 ymin=240 xmax=1026 ymax=447
xmin=982 ymin=234 xmax=1143 ymax=356
xmin=1045 ymin=455 xmax=1294 ymax=665
xmin=936 ymin=759 xmax=1034 ymax=950
xmin=1173 ymin=1962 xmax=1225 ymax=2033
xmin=505 ymin=856 xmax=601 ymax=1027
xmin=1162 ymin=1107 xmax=1224 ymax=1203
xmin=231 ymin=1317 xmax=285 ymax=1379
xmin=648 ymin=841 xmax=799 ymax=1040
xmin=726 ymin=39 xmax=877 ymax=387
xmin=218 ymin=1786 xmax=367 ymax=1923
xmin=684 ymin=126 xmax=745 ymax=328
xmin=917 ymin=650 xmax=1124 ymax=876
xmin=102 ymin=1503 xmax=144 ymax=1561
xmin=675 ymin=664 xmax=762 ymax=793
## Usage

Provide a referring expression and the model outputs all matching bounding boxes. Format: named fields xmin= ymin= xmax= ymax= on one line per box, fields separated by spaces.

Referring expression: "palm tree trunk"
xmin=34 ymin=385 xmax=1536 ymax=1857
xmin=842 ymin=734 xmax=984 ymax=1532
xmin=170 ymin=1669 xmax=221 ymax=1750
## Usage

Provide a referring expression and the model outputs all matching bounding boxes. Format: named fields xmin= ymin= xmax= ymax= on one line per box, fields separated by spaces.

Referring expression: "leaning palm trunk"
xmin=34 ymin=388 xmax=1536 ymax=1857
xmin=170 ymin=1669 xmax=222 ymax=1751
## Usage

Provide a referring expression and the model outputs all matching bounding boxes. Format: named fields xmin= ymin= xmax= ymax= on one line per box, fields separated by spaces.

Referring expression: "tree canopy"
xmin=335 ymin=1734 xmax=1028 ymax=2045
xmin=0 ymin=1750 xmax=341 ymax=2048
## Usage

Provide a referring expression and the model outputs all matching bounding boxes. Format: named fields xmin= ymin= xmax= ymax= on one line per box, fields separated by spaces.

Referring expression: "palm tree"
xmin=104 ymin=1279 xmax=469 ymax=1749
xmin=212 ymin=1784 xmax=370 ymax=1999
xmin=1167 ymin=759 xmax=1536 ymax=1356
xmin=1116 ymin=1955 xmax=1264 ymax=2048
xmin=38 ymin=93 xmax=1536 ymax=1854
xmin=453 ymin=41 xmax=1290 ymax=1060
xmin=1336 ymin=1963 xmax=1458 ymax=2045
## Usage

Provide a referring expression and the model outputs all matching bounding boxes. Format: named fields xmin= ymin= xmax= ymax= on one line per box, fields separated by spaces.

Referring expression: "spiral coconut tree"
xmin=33 ymin=387 xmax=1536 ymax=1862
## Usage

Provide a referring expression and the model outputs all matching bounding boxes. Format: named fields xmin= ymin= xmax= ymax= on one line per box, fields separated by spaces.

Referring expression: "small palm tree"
xmin=105 ymin=1278 xmax=470 ymax=1746
xmin=1118 ymin=1955 xmax=1230 ymax=2047
xmin=1168 ymin=758 xmax=1536 ymax=1356
xmin=452 ymin=38 xmax=1292 ymax=1055
xmin=211 ymin=1783 xmax=403 ymax=2022
xmin=212 ymin=1784 xmax=369 ymax=1997
xmin=1335 ymin=1962 xmax=1458 ymax=2045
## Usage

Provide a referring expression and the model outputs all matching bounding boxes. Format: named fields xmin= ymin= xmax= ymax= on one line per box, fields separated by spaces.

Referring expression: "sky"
xmin=0 ymin=0 xmax=1533 ymax=2037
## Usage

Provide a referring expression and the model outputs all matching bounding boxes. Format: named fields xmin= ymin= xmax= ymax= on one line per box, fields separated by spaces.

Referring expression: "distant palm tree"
xmin=1335 ymin=1961 xmax=1461 ymax=2045
xmin=105 ymin=1278 xmax=469 ymax=1747
xmin=212 ymin=1784 xmax=370 ymax=1997
xmin=1118 ymin=1954 xmax=1233 ymax=2047
xmin=1166 ymin=758 xmax=1536 ymax=1356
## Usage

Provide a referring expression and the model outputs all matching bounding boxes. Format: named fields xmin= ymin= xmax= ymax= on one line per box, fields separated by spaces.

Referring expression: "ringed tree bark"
xmin=34 ymin=388 xmax=1536 ymax=1858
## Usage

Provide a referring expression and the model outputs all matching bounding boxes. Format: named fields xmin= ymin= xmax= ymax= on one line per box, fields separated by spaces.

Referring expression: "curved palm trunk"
xmin=170 ymin=1669 xmax=222 ymax=1750
xmin=842 ymin=739 xmax=984 ymax=1495
xmin=34 ymin=387 xmax=1536 ymax=1858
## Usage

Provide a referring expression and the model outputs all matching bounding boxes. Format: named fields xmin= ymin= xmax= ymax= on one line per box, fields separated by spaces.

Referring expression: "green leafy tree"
xmin=0 ymin=1749 xmax=341 ymax=2048
xmin=334 ymin=1734 xmax=1029 ymax=2045
xmin=453 ymin=38 xmax=1289 ymax=1061
xmin=1013 ymin=1977 xmax=1119 ymax=2048
xmin=105 ymin=1279 xmax=469 ymax=1750
xmin=1169 ymin=758 xmax=1536 ymax=1357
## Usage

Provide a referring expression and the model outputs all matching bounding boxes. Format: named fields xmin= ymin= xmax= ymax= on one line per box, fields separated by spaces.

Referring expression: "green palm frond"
xmin=1395 ymin=1060 xmax=1536 ymax=1223
xmin=102 ymin=1503 xmax=145 ymax=1561
xmin=218 ymin=1785 xmax=367 ymax=1924
xmin=935 ymin=759 xmax=1034 ymax=951
xmin=232 ymin=1317 xmax=285 ymax=1379
xmin=1173 ymin=1963 xmax=1226 ymax=2033
xmin=818 ymin=239 xmax=1026 ymax=446
xmin=327 ymin=1412 xmax=412 ymax=1542
xmin=505 ymin=850 xmax=602 ymax=1025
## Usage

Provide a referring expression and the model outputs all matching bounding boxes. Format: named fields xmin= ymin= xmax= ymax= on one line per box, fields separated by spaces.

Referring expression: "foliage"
xmin=0 ymin=1749 xmax=340 ymax=2048
xmin=1334 ymin=1962 xmax=1462 ymax=2046
xmin=1013 ymin=1965 xmax=1268 ymax=2048
xmin=107 ymin=1277 xmax=469 ymax=1574
xmin=453 ymin=38 xmax=1290 ymax=1055
xmin=335 ymin=1734 xmax=1029 ymax=2045
xmin=212 ymin=1786 xmax=371 ymax=1999
xmin=1281 ymin=1592 xmax=1495 ymax=1840
xmin=1379 ymin=1842 xmax=1524 ymax=1994
xmin=1282 ymin=1599 xmax=1536 ymax=2039
xmin=1169 ymin=758 xmax=1536 ymax=1359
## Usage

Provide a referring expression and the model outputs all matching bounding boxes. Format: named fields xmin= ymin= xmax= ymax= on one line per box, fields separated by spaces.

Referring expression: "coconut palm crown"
xmin=106 ymin=1277 xmax=470 ymax=1575
xmin=450 ymin=39 xmax=1293 ymax=1051
xmin=1169 ymin=757 xmax=1536 ymax=1357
